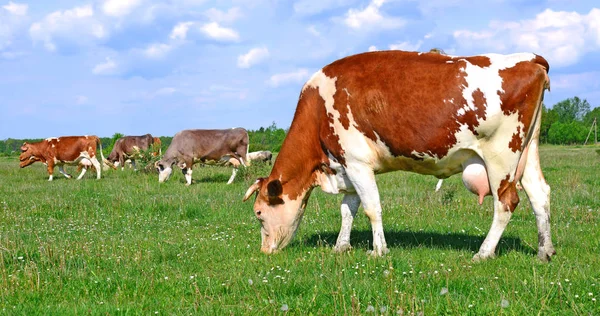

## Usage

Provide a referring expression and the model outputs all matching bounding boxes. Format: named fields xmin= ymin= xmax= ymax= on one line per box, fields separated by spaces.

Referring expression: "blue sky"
xmin=1 ymin=0 xmax=599 ymax=139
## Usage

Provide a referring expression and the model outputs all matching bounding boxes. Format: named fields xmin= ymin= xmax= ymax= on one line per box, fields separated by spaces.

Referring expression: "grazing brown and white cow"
xmin=19 ymin=135 xmax=105 ymax=181
xmin=105 ymin=134 xmax=160 ymax=171
xmin=156 ymin=128 xmax=249 ymax=185
xmin=244 ymin=50 xmax=555 ymax=262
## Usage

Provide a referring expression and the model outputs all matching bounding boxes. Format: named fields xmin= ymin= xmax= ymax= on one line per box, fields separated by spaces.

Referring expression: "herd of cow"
xmin=18 ymin=50 xmax=557 ymax=262
xmin=19 ymin=128 xmax=272 ymax=184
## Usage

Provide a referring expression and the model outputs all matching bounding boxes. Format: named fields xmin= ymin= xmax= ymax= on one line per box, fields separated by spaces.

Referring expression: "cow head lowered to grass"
xmin=244 ymin=50 xmax=555 ymax=262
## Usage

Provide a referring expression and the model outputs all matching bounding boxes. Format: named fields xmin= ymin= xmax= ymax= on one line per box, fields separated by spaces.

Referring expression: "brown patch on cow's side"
xmin=318 ymin=52 xmax=478 ymax=160
xmin=508 ymin=126 xmax=522 ymax=152
xmin=456 ymin=89 xmax=487 ymax=136
xmin=332 ymin=85 xmax=351 ymax=130
xmin=497 ymin=175 xmax=520 ymax=212
xmin=465 ymin=56 xmax=492 ymax=68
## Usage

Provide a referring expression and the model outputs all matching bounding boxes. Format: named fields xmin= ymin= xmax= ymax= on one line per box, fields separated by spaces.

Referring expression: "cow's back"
xmin=52 ymin=136 xmax=98 ymax=161
xmin=303 ymin=51 xmax=548 ymax=173
xmin=168 ymin=128 xmax=248 ymax=161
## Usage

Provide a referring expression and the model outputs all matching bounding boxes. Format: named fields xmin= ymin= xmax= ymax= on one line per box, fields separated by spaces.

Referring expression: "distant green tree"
xmin=248 ymin=122 xmax=287 ymax=152
xmin=548 ymin=121 xmax=588 ymax=144
xmin=583 ymin=107 xmax=600 ymax=126
xmin=540 ymin=104 xmax=559 ymax=143
xmin=553 ymin=97 xmax=590 ymax=123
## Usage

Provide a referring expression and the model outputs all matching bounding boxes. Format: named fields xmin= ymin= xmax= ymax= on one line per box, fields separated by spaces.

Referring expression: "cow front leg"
xmin=47 ymin=162 xmax=55 ymax=181
xmin=58 ymin=166 xmax=72 ymax=179
xmin=520 ymin=142 xmax=555 ymax=261
xmin=227 ymin=168 xmax=238 ymax=184
xmin=345 ymin=163 xmax=389 ymax=256
xmin=181 ymin=167 xmax=193 ymax=186
xmin=334 ymin=193 xmax=361 ymax=252
xmin=131 ymin=159 xmax=137 ymax=171
xmin=119 ymin=155 xmax=125 ymax=171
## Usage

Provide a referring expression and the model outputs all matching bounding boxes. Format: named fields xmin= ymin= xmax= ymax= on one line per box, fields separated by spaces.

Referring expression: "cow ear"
xmin=267 ymin=179 xmax=283 ymax=197
xmin=243 ymin=178 xmax=263 ymax=202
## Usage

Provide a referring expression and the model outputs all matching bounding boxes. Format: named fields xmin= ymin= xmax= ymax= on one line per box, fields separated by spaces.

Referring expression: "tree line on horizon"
xmin=0 ymin=122 xmax=288 ymax=157
xmin=1 ymin=98 xmax=598 ymax=157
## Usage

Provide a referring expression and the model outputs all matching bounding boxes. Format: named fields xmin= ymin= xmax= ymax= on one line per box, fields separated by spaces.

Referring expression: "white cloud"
xmin=103 ymin=0 xmax=142 ymax=18
xmin=344 ymin=0 xmax=405 ymax=30
xmin=3 ymin=2 xmax=28 ymax=15
xmin=200 ymin=22 xmax=239 ymax=41
xmin=238 ymin=47 xmax=269 ymax=68
xmin=267 ymin=69 xmax=310 ymax=87
xmin=29 ymin=5 xmax=106 ymax=52
xmin=204 ymin=7 xmax=242 ymax=23
xmin=143 ymin=43 xmax=172 ymax=59
xmin=389 ymin=40 xmax=423 ymax=51
xmin=368 ymin=45 xmax=378 ymax=51
xmin=453 ymin=8 xmax=600 ymax=67
xmin=170 ymin=22 xmax=194 ymax=40
xmin=92 ymin=57 xmax=117 ymax=75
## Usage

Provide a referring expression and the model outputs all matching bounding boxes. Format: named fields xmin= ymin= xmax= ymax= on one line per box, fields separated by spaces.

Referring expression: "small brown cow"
xmin=19 ymin=135 xmax=105 ymax=181
xmin=105 ymin=134 xmax=161 ymax=171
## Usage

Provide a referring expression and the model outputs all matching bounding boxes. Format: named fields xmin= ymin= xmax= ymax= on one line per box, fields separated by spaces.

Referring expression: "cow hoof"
xmin=472 ymin=252 xmax=496 ymax=262
xmin=333 ymin=243 xmax=352 ymax=253
xmin=185 ymin=183 xmax=191 ymax=186
xmin=367 ymin=247 xmax=389 ymax=257
xmin=538 ymin=248 xmax=556 ymax=262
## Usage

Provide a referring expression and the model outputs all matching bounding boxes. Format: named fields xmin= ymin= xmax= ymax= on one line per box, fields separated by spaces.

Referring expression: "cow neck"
xmin=268 ymin=97 xmax=325 ymax=201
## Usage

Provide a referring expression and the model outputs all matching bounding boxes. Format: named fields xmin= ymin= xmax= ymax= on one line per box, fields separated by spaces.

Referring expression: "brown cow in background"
xmin=19 ymin=135 xmax=105 ymax=181
xmin=105 ymin=134 xmax=161 ymax=171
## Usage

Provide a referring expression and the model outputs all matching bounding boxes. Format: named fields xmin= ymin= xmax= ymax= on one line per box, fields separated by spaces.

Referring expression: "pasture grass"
xmin=0 ymin=145 xmax=599 ymax=314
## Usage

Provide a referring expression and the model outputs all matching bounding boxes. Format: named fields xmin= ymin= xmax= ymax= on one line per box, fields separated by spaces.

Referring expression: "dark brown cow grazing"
xmin=105 ymin=134 xmax=160 ymax=171
xmin=19 ymin=135 xmax=105 ymax=181
xmin=243 ymin=50 xmax=555 ymax=262
xmin=156 ymin=128 xmax=248 ymax=185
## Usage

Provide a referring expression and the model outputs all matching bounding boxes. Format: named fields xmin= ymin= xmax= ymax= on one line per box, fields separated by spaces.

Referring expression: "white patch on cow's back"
xmin=46 ymin=137 xmax=58 ymax=142
xmin=484 ymin=53 xmax=536 ymax=70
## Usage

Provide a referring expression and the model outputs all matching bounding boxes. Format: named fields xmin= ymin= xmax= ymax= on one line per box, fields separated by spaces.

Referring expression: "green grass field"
xmin=1 ymin=146 xmax=599 ymax=314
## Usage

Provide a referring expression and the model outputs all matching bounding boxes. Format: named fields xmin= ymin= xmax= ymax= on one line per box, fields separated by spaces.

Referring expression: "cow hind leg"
xmin=473 ymin=162 xmax=520 ymax=262
xmin=520 ymin=142 xmax=555 ymax=261
xmin=334 ymin=193 xmax=361 ymax=252
xmin=90 ymin=157 xmax=101 ymax=179
xmin=76 ymin=165 xmax=88 ymax=180
xmin=345 ymin=163 xmax=389 ymax=256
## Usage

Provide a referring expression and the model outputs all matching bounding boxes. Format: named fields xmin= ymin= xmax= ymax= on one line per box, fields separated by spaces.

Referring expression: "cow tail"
xmin=96 ymin=136 xmax=107 ymax=164
xmin=534 ymin=54 xmax=551 ymax=91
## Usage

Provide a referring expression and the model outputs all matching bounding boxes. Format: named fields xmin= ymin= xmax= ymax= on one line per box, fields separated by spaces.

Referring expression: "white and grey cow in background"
xmin=156 ymin=128 xmax=249 ymax=185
